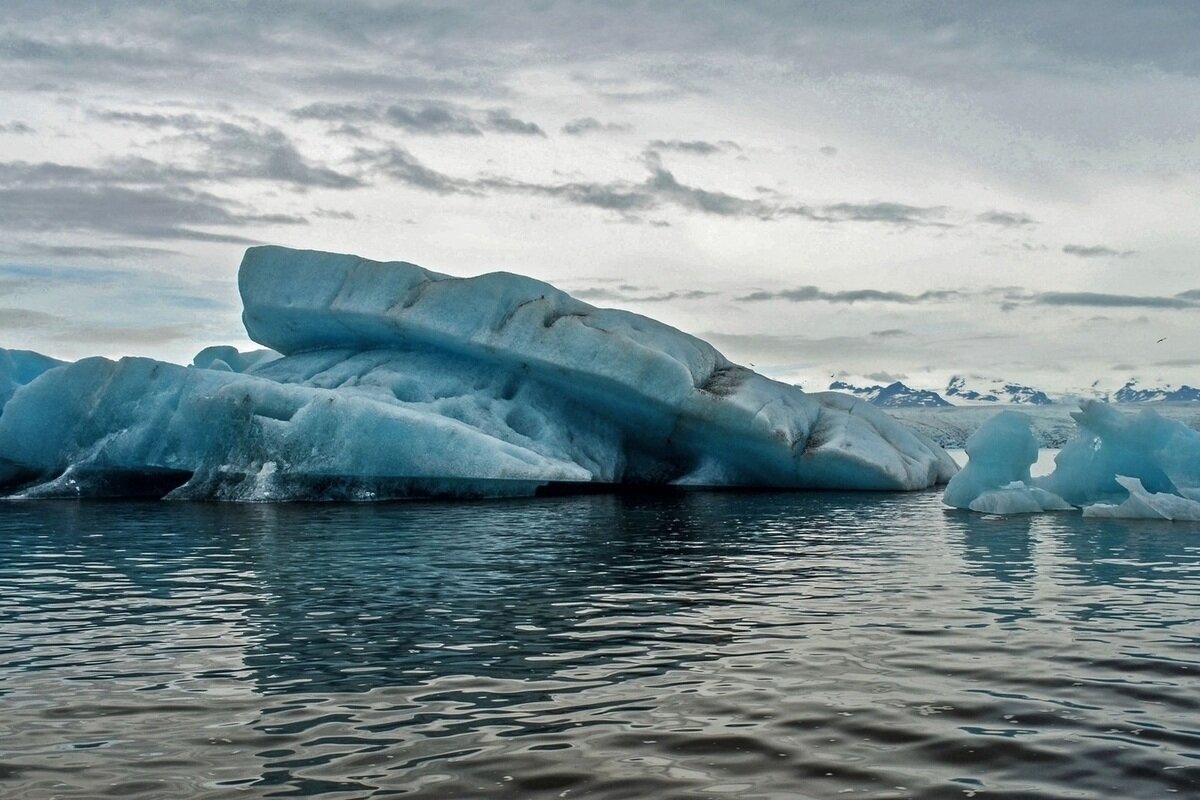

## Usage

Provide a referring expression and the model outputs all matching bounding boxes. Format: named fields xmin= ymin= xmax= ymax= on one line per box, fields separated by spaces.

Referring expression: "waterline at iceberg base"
xmin=0 ymin=246 xmax=957 ymax=501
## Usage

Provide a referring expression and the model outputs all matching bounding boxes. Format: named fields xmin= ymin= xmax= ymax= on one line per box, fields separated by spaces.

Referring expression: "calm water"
xmin=1 ymin=492 xmax=1198 ymax=799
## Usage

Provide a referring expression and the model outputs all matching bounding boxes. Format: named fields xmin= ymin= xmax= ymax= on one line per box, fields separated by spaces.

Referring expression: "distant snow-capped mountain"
xmin=824 ymin=374 xmax=1200 ymax=409
xmin=1112 ymin=380 xmax=1200 ymax=403
xmin=945 ymin=376 xmax=1053 ymax=405
xmin=828 ymin=380 xmax=951 ymax=408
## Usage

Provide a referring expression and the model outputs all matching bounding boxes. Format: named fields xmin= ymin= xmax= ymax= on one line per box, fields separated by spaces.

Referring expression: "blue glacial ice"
xmin=942 ymin=411 xmax=1072 ymax=514
xmin=0 ymin=246 xmax=957 ymax=500
xmin=945 ymin=401 xmax=1200 ymax=520
xmin=1 ymin=348 xmax=64 ymax=414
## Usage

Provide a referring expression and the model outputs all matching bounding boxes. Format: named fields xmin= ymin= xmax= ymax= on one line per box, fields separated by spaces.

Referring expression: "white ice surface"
xmin=0 ymin=246 xmax=957 ymax=500
xmin=1082 ymin=475 xmax=1200 ymax=521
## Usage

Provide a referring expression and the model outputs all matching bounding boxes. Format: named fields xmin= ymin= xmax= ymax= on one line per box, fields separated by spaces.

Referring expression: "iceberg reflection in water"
xmin=1 ymin=492 xmax=1198 ymax=798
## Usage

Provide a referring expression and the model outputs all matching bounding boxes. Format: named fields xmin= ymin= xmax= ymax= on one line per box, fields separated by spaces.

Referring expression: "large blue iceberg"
xmin=0 ymin=246 xmax=957 ymax=500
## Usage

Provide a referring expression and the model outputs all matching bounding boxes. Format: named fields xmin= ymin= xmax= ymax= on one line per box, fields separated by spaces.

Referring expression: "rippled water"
xmin=2 ymin=492 xmax=1199 ymax=799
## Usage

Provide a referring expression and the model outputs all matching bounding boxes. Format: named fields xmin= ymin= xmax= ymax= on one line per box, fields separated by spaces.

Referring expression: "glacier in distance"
xmin=0 ymin=246 xmax=958 ymax=501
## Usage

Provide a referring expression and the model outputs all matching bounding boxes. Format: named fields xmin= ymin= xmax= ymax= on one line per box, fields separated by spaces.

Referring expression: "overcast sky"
xmin=2 ymin=1 xmax=1198 ymax=393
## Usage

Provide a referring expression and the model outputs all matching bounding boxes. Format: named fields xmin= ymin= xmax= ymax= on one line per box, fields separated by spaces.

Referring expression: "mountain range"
xmin=826 ymin=376 xmax=1200 ymax=409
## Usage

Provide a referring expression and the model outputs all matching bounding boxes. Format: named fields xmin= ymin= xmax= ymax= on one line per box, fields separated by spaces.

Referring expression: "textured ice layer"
xmin=945 ymin=401 xmax=1200 ymax=520
xmin=0 ymin=246 xmax=957 ymax=500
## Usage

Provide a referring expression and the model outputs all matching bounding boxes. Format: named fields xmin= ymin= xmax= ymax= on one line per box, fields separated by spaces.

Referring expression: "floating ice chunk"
xmin=1039 ymin=401 xmax=1200 ymax=506
xmin=1082 ymin=475 xmax=1200 ymax=521
xmin=943 ymin=411 xmax=1070 ymax=512
xmin=966 ymin=481 xmax=1074 ymax=515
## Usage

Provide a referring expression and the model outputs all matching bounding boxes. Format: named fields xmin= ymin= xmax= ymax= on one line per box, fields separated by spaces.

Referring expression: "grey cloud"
xmin=647 ymin=139 xmax=738 ymax=155
xmin=0 ymin=160 xmax=306 ymax=243
xmin=183 ymin=121 xmax=364 ymax=189
xmin=561 ymin=117 xmax=631 ymax=135
xmin=0 ymin=121 xmax=35 ymax=134
xmin=573 ymin=285 xmax=716 ymax=303
xmin=819 ymin=146 xmax=838 ymax=156
xmin=294 ymin=100 xmax=481 ymax=134
xmin=94 ymin=110 xmax=363 ymax=189
xmin=0 ymin=307 xmax=64 ymax=329
xmin=820 ymin=202 xmax=949 ymax=227
xmin=1063 ymin=244 xmax=1135 ymax=258
xmin=50 ymin=322 xmax=198 ymax=345
xmin=2 ymin=243 xmax=179 ymax=260
xmin=978 ymin=210 xmax=1036 ymax=227
xmin=93 ymin=110 xmax=209 ymax=129
xmin=6 ymin=3 xmax=1200 ymax=102
xmin=477 ymin=175 xmax=654 ymax=212
xmin=0 ymin=264 xmax=138 ymax=283
xmin=738 ymin=286 xmax=962 ymax=304
xmin=352 ymin=146 xmax=473 ymax=194
xmin=292 ymin=101 xmax=543 ymax=136
xmin=1152 ymin=357 xmax=1200 ymax=367
xmin=312 ymin=208 xmax=356 ymax=220
xmin=485 ymin=110 xmax=545 ymax=136
xmin=1033 ymin=291 xmax=1193 ymax=309
xmin=358 ymin=144 xmax=958 ymax=226
xmin=385 ymin=104 xmax=482 ymax=135
xmin=644 ymin=163 xmax=775 ymax=218
xmin=871 ymin=329 xmax=911 ymax=338
xmin=1175 ymin=289 xmax=1200 ymax=300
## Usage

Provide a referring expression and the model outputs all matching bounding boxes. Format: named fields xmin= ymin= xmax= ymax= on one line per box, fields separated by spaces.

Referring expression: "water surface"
xmin=2 ymin=492 xmax=1198 ymax=798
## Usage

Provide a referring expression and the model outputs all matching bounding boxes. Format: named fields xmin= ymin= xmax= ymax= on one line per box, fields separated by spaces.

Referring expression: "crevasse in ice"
xmin=0 ymin=246 xmax=957 ymax=500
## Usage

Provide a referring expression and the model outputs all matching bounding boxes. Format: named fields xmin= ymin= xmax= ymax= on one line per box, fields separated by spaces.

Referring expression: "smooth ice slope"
xmin=0 ymin=246 xmax=957 ymax=500
xmin=945 ymin=401 xmax=1200 ymax=519
xmin=942 ymin=411 xmax=1071 ymax=514
xmin=0 ymin=348 xmax=64 ymax=414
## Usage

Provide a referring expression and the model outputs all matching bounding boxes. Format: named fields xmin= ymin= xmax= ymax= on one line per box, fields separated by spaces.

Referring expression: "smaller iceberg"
xmin=945 ymin=401 xmax=1200 ymax=519
xmin=1039 ymin=401 xmax=1200 ymax=506
xmin=1083 ymin=476 xmax=1200 ymax=521
xmin=942 ymin=411 xmax=1071 ymax=514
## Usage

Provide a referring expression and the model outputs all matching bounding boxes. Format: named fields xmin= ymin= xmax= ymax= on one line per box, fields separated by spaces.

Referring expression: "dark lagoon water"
xmin=1 ymin=491 xmax=1199 ymax=799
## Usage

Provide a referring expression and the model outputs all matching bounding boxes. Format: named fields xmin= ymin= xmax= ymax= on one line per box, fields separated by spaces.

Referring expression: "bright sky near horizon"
xmin=1 ymin=1 xmax=1198 ymax=394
